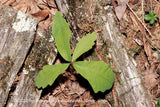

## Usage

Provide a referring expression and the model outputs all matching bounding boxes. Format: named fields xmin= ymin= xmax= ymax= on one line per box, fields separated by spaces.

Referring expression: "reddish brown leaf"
xmin=32 ymin=10 xmax=50 ymax=21
xmin=144 ymin=73 xmax=158 ymax=89
xmin=11 ymin=0 xmax=40 ymax=14
xmin=143 ymin=38 xmax=152 ymax=58
xmin=131 ymin=0 xmax=139 ymax=5
xmin=0 ymin=0 xmax=15 ymax=8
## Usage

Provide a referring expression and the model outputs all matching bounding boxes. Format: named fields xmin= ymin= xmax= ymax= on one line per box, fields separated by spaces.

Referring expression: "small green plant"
xmin=35 ymin=11 xmax=114 ymax=93
xmin=156 ymin=99 xmax=160 ymax=107
xmin=144 ymin=10 xmax=158 ymax=25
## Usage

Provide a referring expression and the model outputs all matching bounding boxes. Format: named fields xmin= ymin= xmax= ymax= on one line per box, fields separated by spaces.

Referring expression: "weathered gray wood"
xmin=102 ymin=7 xmax=154 ymax=107
xmin=7 ymin=28 xmax=57 ymax=107
xmin=0 ymin=6 xmax=38 ymax=106
xmin=55 ymin=0 xmax=154 ymax=106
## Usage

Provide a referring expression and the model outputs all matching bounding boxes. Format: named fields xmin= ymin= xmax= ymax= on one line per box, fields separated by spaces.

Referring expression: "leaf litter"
xmin=1 ymin=0 xmax=160 ymax=106
xmin=116 ymin=0 xmax=160 ymax=104
xmin=0 ymin=1 xmax=114 ymax=106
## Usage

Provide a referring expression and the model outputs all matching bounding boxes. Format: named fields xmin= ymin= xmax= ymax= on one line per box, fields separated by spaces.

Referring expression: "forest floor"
xmin=0 ymin=0 xmax=160 ymax=106
xmin=116 ymin=0 xmax=160 ymax=104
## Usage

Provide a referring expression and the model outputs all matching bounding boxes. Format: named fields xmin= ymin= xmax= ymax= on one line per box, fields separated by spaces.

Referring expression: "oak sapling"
xmin=35 ymin=11 xmax=114 ymax=93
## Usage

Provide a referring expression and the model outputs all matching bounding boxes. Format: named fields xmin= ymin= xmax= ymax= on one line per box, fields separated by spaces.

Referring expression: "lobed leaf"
xmin=154 ymin=14 xmax=158 ymax=20
xmin=35 ymin=64 xmax=70 ymax=88
xmin=144 ymin=10 xmax=158 ymax=24
xmin=52 ymin=11 xmax=71 ymax=61
xmin=150 ymin=19 xmax=155 ymax=24
xmin=149 ymin=10 xmax=154 ymax=16
xmin=72 ymin=32 xmax=97 ymax=61
xmin=73 ymin=61 xmax=114 ymax=93
xmin=144 ymin=14 xmax=152 ymax=21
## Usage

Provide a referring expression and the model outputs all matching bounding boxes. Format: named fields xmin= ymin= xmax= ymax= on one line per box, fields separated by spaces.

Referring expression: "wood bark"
xmin=7 ymin=29 xmax=57 ymax=107
xmin=0 ymin=5 xmax=37 ymax=106
xmin=54 ymin=0 xmax=154 ymax=106
xmin=0 ymin=6 xmax=57 ymax=107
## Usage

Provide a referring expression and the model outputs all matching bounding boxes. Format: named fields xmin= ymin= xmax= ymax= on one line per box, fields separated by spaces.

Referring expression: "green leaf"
xmin=154 ymin=14 xmax=158 ymax=19
xmin=150 ymin=19 xmax=155 ymax=24
xmin=52 ymin=11 xmax=71 ymax=61
xmin=149 ymin=10 xmax=154 ymax=16
xmin=144 ymin=14 xmax=152 ymax=21
xmin=144 ymin=10 xmax=159 ymax=25
xmin=155 ymin=17 xmax=158 ymax=21
xmin=72 ymin=32 xmax=97 ymax=61
xmin=73 ymin=61 xmax=114 ymax=93
xmin=156 ymin=99 xmax=160 ymax=107
xmin=35 ymin=63 xmax=70 ymax=88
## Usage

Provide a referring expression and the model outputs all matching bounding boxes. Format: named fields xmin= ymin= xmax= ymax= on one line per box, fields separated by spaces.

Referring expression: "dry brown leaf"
xmin=66 ymin=80 xmax=86 ymax=96
xmin=48 ymin=96 xmax=57 ymax=106
xmin=32 ymin=10 xmax=50 ymax=21
xmin=143 ymin=63 xmax=159 ymax=89
xmin=49 ymin=8 xmax=57 ymax=16
xmin=144 ymin=73 xmax=158 ymax=89
xmin=0 ymin=0 xmax=15 ymax=8
xmin=38 ymin=15 xmax=53 ymax=29
xmin=153 ymin=51 xmax=159 ymax=60
xmin=115 ymin=3 xmax=127 ymax=20
xmin=115 ymin=0 xmax=129 ymax=20
xmin=131 ymin=0 xmax=139 ymax=4
xmin=11 ymin=0 xmax=40 ymax=14
xmin=143 ymin=39 xmax=152 ymax=58
xmin=42 ymin=0 xmax=56 ymax=8
xmin=37 ymin=4 xmax=49 ymax=10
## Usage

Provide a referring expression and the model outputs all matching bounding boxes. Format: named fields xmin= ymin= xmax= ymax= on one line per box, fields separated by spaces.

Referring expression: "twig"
xmin=150 ymin=0 xmax=153 ymax=10
xmin=127 ymin=4 xmax=160 ymax=50
xmin=142 ymin=0 xmax=144 ymax=22
xmin=112 ymin=83 xmax=119 ymax=107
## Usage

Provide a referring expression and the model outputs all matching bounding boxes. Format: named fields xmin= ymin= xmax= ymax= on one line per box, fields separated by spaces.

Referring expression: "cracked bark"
xmin=0 ymin=6 xmax=57 ymax=107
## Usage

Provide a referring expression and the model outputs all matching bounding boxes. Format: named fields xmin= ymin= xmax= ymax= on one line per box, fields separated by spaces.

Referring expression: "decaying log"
xmin=102 ymin=9 xmax=154 ymax=107
xmin=0 ymin=6 xmax=57 ymax=107
xmin=7 ymin=29 xmax=57 ymax=107
xmin=0 ymin=5 xmax=37 ymax=106
xmin=54 ymin=0 xmax=154 ymax=106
